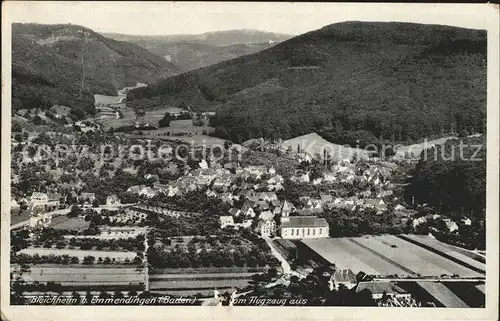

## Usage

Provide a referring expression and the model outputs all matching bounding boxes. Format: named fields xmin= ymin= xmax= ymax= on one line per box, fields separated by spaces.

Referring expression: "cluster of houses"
xmin=126 ymin=162 xmax=284 ymax=200
xmin=291 ymin=159 xmax=393 ymax=187
xmin=122 ymin=158 xmax=404 ymax=239
xmin=64 ymin=120 xmax=102 ymax=133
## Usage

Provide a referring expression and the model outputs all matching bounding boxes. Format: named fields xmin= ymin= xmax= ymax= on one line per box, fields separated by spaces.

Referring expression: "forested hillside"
xmin=12 ymin=23 xmax=178 ymax=114
xmin=127 ymin=22 xmax=486 ymax=145
xmin=406 ymin=136 xmax=486 ymax=221
xmin=405 ymin=135 xmax=486 ymax=249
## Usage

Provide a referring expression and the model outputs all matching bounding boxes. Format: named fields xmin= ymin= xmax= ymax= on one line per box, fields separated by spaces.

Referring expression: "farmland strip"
xmin=416 ymin=282 xmax=469 ymax=308
xmin=348 ymin=238 xmax=417 ymax=275
xmin=149 ymin=275 xmax=252 ymax=281
xmin=397 ymin=235 xmax=485 ymax=274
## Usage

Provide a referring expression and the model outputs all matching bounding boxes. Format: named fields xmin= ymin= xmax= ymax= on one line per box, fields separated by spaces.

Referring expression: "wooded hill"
xmin=105 ymin=30 xmax=292 ymax=73
xmin=127 ymin=22 xmax=486 ymax=146
xmin=12 ymin=23 xmax=178 ymax=114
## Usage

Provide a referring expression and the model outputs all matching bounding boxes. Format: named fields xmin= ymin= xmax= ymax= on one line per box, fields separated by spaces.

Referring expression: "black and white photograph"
xmin=1 ymin=2 xmax=498 ymax=320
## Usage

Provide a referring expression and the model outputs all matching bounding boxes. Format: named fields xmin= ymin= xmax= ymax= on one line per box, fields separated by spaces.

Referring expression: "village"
xmin=10 ymin=111 xmax=485 ymax=308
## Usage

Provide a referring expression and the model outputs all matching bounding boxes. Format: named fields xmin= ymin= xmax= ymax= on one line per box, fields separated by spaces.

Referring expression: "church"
xmin=278 ymin=201 xmax=329 ymax=239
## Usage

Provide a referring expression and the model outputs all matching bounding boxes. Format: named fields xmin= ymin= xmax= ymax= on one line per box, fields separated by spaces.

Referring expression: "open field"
xmin=150 ymin=272 xmax=256 ymax=280
xmin=282 ymin=133 xmax=371 ymax=161
xmin=94 ymin=94 xmax=126 ymax=105
xmin=398 ymin=234 xmax=485 ymax=272
xmin=21 ymin=265 xmax=144 ymax=285
xmin=97 ymin=106 xmax=135 ymax=131
xmin=301 ymin=235 xmax=483 ymax=277
xmin=149 ymin=266 xmax=259 ymax=295
xmin=416 ymin=282 xmax=468 ymax=308
xmin=149 ymin=279 xmax=251 ymax=291
xmin=10 ymin=211 xmax=30 ymax=226
xmin=116 ymin=132 xmax=225 ymax=146
xmin=392 ymin=136 xmax=457 ymax=159
xmin=18 ymin=248 xmax=137 ymax=261
xmin=50 ymin=216 xmax=90 ymax=231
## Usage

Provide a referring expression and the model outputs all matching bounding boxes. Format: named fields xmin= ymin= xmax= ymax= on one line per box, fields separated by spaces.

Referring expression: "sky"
xmin=5 ymin=2 xmax=492 ymax=36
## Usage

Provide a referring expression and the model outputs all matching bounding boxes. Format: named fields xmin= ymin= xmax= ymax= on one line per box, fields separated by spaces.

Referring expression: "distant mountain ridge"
xmin=12 ymin=23 xmax=178 ymax=113
xmin=127 ymin=21 xmax=486 ymax=146
xmin=104 ymin=29 xmax=292 ymax=72
xmin=104 ymin=29 xmax=292 ymax=47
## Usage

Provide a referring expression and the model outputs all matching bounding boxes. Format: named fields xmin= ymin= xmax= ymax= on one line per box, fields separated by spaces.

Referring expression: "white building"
xmin=106 ymin=194 xmax=121 ymax=206
xmin=256 ymin=219 xmax=276 ymax=237
xmin=30 ymin=192 xmax=48 ymax=207
xmin=279 ymin=216 xmax=329 ymax=239
xmin=220 ymin=216 xmax=235 ymax=229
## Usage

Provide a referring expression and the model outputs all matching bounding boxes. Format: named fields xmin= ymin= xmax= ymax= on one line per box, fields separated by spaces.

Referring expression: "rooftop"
xmin=356 ymin=282 xmax=408 ymax=295
xmin=281 ymin=216 xmax=329 ymax=228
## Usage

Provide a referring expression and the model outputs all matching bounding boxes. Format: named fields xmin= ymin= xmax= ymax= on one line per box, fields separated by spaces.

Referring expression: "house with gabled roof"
xmin=245 ymin=165 xmax=267 ymax=176
xmin=106 ymin=194 xmax=121 ymax=206
xmin=11 ymin=198 xmax=20 ymax=210
xmin=241 ymin=200 xmax=256 ymax=217
xmin=256 ymin=201 xmax=270 ymax=211
xmin=259 ymin=211 xmax=274 ymax=221
xmin=256 ymin=219 xmax=276 ymax=237
xmin=269 ymin=182 xmax=284 ymax=191
xmin=221 ymin=193 xmax=234 ymax=205
xmin=298 ymin=196 xmax=312 ymax=207
xmin=206 ymin=189 xmax=218 ymax=198
xmin=229 ymin=208 xmax=241 ymax=217
xmin=212 ymin=175 xmax=232 ymax=190
xmin=247 ymin=194 xmax=260 ymax=203
xmin=267 ymin=175 xmax=284 ymax=184
xmin=139 ymin=187 xmax=158 ymax=198
xmin=364 ymin=199 xmax=387 ymax=211
xmin=329 ymin=269 xmax=357 ymax=291
xmin=127 ymin=185 xmax=145 ymax=194
xmin=238 ymin=189 xmax=254 ymax=199
xmin=265 ymin=192 xmax=278 ymax=201
xmin=271 ymin=199 xmax=281 ymax=208
xmin=291 ymin=172 xmax=310 ymax=183
xmin=258 ymin=192 xmax=271 ymax=202
xmin=312 ymin=177 xmax=323 ymax=185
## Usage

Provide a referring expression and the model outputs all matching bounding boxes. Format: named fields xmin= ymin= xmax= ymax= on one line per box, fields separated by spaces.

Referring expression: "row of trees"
xmin=318 ymin=207 xmax=411 ymax=237
xmin=61 ymin=235 xmax=145 ymax=252
xmin=11 ymin=253 xmax=141 ymax=265
xmin=147 ymin=244 xmax=278 ymax=269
